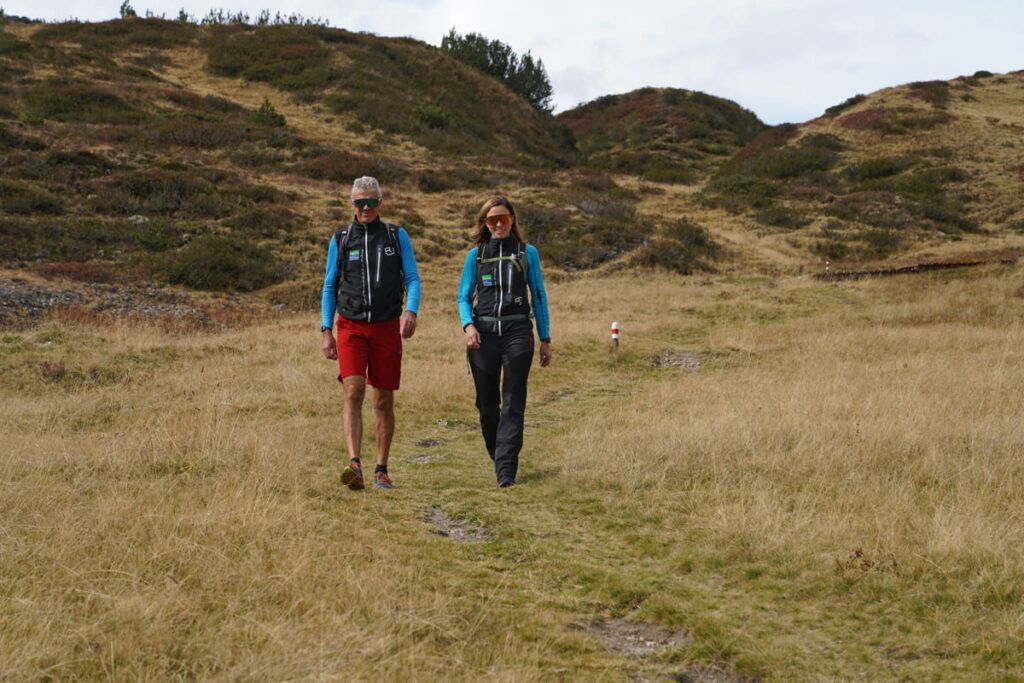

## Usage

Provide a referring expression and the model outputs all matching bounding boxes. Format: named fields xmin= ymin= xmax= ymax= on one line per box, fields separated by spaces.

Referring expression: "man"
xmin=321 ymin=176 xmax=421 ymax=490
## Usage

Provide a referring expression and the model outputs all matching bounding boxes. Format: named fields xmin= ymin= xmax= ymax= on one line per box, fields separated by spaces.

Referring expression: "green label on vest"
xmin=482 ymin=273 xmax=494 ymax=286
xmin=348 ymin=249 xmax=360 ymax=261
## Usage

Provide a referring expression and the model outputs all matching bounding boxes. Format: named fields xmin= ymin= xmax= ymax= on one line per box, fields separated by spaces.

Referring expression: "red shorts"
xmin=336 ymin=317 xmax=402 ymax=390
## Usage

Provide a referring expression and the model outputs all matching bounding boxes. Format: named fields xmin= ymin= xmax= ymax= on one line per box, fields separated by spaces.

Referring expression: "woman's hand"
xmin=465 ymin=324 xmax=481 ymax=350
xmin=539 ymin=341 xmax=552 ymax=367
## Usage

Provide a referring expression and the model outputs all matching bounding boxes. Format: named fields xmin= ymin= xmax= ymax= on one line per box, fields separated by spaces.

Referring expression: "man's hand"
xmin=539 ymin=341 xmax=552 ymax=367
xmin=465 ymin=324 xmax=481 ymax=350
xmin=322 ymin=329 xmax=338 ymax=360
xmin=400 ymin=310 xmax=417 ymax=339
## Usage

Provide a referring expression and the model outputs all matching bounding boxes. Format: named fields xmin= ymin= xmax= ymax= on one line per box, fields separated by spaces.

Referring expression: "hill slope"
xmin=699 ymin=71 xmax=1024 ymax=262
xmin=557 ymin=87 xmax=767 ymax=183
xmin=0 ymin=18 xmax=589 ymax=311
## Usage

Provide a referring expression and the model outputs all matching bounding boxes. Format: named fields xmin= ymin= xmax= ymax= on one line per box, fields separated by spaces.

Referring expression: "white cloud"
xmin=3 ymin=0 xmax=1021 ymax=123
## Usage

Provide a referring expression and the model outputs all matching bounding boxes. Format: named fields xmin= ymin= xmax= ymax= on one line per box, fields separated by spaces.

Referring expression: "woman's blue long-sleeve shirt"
xmin=321 ymin=227 xmax=421 ymax=329
xmin=457 ymin=244 xmax=551 ymax=342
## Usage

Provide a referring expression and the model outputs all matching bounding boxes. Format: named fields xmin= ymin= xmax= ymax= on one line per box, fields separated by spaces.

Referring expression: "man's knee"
xmin=373 ymin=389 xmax=394 ymax=414
xmin=344 ymin=378 xmax=366 ymax=404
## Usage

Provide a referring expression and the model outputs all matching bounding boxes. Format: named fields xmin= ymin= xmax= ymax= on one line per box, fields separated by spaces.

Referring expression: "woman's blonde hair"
xmin=470 ymin=196 xmax=525 ymax=246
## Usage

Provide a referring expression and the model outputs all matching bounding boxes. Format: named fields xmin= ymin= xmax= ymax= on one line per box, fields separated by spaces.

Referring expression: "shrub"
xmin=133 ymin=221 xmax=176 ymax=251
xmin=0 ymin=217 xmax=135 ymax=262
xmin=206 ymin=26 xmax=335 ymax=94
xmin=228 ymin=146 xmax=286 ymax=167
xmin=574 ymin=196 xmax=636 ymax=222
xmin=569 ymin=172 xmax=619 ymax=193
xmin=225 ymin=206 xmax=307 ymax=236
xmin=249 ymin=97 xmax=286 ymax=127
xmin=294 ymin=151 xmax=398 ymax=184
xmin=641 ymin=165 xmax=696 ymax=184
xmin=417 ymin=102 xmax=449 ymax=129
xmin=163 ymin=89 xmax=245 ymax=115
xmin=847 ymin=156 xmax=916 ymax=181
xmin=630 ymin=219 xmax=718 ymax=274
xmin=824 ymin=94 xmax=866 ymax=117
xmin=755 ymin=206 xmax=812 ymax=229
xmin=516 ymin=204 xmax=569 ymax=244
xmin=149 ymin=116 xmax=246 ymax=148
xmin=0 ymin=124 xmax=46 ymax=151
xmin=159 ymin=235 xmax=286 ymax=291
xmin=94 ymin=169 xmax=243 ymax=218
xmin=701 ymin=174 xmax=782 ymax=211
xmin=863 ymin=228 xmax=902 ymax=255
xmin=747 ymin=134 xmax=842 ymax=179
xmin=811 ymin=238 xmax=849 ymax=260
xmin=860 ymin=166 xmax=967 ymax=198
xmin=21 ymin=81 xmax=148 ymax=124
xmin=31 ymin=261 xmax=118 ymax=283
xmin=906 ymin=80 xmax=951 ymax=107
xmin=518 ymin=202 xmax=645 ymax=270
xmin=0 ymin=179 xmax=63 ymax=214
xmin=0 ymin=31 xmax=30 ymax=55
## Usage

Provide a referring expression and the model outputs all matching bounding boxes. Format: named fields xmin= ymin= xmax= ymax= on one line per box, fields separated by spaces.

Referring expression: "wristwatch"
xmin=321 ymin=326 xmax=332 ymax=333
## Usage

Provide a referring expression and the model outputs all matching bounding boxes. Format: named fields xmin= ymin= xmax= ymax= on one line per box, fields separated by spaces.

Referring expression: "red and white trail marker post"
xmin=611 ymin=321 xmax=620 ymax=351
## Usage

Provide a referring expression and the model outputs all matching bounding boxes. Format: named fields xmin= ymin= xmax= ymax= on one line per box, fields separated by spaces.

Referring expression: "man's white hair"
xmin=351 ymin=176 xmax=382 ymax=199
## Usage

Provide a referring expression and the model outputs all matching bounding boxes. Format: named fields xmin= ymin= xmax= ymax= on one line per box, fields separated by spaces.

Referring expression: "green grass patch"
xmin=0 ymin=217 xmax=138 ymax=262
xmin=847 ymin=156 xmax=916 ymax=181
xmin=631 ymin=218 xmax=719 ymax=274
xmin=21 ymin=80 xmax=148 ymax=124
xmin=156 ymin=234 xmax=287 ymax=291
xmin=224 ymin=206 xmax=308 ymax=237
xmin=0 ymin=179 xmax=63 ymax=215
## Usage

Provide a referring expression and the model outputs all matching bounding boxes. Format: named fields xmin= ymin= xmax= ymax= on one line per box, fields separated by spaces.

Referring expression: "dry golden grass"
xmin=4 ymin=259 xmax=1024 ymax=680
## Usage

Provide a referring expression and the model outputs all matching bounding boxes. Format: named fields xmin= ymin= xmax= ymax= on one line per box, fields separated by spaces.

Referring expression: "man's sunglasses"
xmin=485 ymin=214 xmax=513 ymax=229
xmin=353 ymin=198 xmax=380 ymax=209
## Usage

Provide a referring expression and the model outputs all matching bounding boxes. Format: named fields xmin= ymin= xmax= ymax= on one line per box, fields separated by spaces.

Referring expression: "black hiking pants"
xmin=468 ymin=327 xmax=534 ymax=484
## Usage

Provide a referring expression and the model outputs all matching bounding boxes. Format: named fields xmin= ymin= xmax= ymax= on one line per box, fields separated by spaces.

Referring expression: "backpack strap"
xmin=335 ymin=226 xmax=353 ymax=282
xmin=478 ymin=243 xmax=528 ymax=276
xmin=387 ymin=223 xmax=405 ymax=289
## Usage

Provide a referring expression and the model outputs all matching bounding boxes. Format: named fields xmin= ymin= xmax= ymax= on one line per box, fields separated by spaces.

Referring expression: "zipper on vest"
xmin=376 ymin=244 xmax=382 ymax=285
xmin=364 ymin=231 xmax=372 ymax=322
xmin=497 ymin=242 xmax=504 ymax=336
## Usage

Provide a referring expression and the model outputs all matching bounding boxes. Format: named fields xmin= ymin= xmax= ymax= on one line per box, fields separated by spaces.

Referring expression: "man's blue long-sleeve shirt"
xmin=457 ymin=244 xmax=551 ymax=341
xmin=321 ymin=226 xmax=421 ymax=329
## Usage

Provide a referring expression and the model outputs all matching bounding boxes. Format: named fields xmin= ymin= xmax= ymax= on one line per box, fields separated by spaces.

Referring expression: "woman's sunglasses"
xmin=485 ymin=214 xmax=513 ymax=229
xmin=353 ymin=198 xmax=380 ymax=209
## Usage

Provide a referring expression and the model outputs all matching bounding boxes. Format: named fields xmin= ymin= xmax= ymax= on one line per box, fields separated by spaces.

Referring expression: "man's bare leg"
xmin=373 ymin=388 xmax=395 ymax=466
xmin=342 ymin=376 xmax=367 ymax=459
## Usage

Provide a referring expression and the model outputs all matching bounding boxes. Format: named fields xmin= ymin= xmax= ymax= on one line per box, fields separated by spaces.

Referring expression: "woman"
xmin=458 ymin=196 xmax=552 ymax=488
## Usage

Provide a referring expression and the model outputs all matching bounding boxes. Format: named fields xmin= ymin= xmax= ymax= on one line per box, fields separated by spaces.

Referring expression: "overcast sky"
xmin=3 ymin=0 xmax=1022 ymax=123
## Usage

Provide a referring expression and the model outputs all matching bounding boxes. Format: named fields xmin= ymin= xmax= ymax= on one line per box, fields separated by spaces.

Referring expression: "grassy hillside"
xmin=4 ymin=14 xmax=1024 ymax=681
xmin=699 ymin=71 xmax=1024 ymax=262
xmin=558 ymin=87 xmax=767 ymax=184
xmin=1 ymin=18 xmax=728 ymax=305
xmin=3 ymin=260 xmax=1024 ymax=680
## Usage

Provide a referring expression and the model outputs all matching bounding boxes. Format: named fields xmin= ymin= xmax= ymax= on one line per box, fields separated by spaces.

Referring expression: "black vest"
xmin=473 ymin=237 xmax=531 ymax=335
xmin=334 ymin=219 xmax=404 ymax=322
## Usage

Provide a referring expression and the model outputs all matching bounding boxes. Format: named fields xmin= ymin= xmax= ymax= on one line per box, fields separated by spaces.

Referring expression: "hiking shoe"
xmin=498 ymin=479 xmax=515 ymax=488
xmin=340 ymin=463 xmax=364 ymax=491
xmin=374 ymin=471 xmax=394 ymax=490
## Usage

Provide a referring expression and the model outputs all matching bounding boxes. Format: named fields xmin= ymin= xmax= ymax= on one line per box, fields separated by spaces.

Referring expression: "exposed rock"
xmin=423 ymin=507 xmax=491 ymax=543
